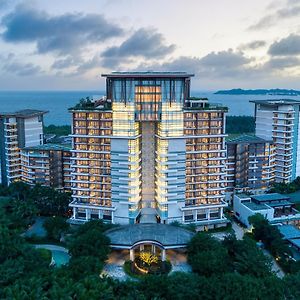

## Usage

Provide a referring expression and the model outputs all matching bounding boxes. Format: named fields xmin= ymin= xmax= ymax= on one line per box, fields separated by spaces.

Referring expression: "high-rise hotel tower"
xmin=251 ymin=99 xmax=300 ymax=183
xmin=69 ymin=72 xmax=228 ymax=229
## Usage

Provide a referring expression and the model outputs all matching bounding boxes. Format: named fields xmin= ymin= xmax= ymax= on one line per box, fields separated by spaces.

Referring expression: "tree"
xmin=67 ymin=220 xmax=110 ymax=277
xmin=43 ymin=217 xmax=69 ymax=241
xmin=187 ymin=233 xmax=231 ymax=276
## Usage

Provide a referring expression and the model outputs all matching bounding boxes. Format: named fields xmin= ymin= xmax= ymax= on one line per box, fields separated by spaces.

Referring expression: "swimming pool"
xmin=51 ymin=250 xmax=70 ymax=267
xmin=35 ymin=244 xmax=70 ymax=267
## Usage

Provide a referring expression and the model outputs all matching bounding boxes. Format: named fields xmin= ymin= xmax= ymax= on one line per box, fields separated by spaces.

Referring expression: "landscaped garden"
xmin=125 ymin=251 xmax=172 ymax=276
xmin=2 ymin=182 xmax=300 ymax=298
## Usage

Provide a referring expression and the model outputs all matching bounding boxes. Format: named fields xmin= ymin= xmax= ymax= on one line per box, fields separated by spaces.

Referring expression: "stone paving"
xmin=101 ymin=262 xmax=130 ymax=281
xmin=102 ymin=249 xmax=192 ymax=280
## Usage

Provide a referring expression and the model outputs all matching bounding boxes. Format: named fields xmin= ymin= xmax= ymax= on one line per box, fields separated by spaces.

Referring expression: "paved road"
xmin=262 ymin=249 xmax=285 ymax=278
xmin=231 ymin=221 xmax=245 ymax=240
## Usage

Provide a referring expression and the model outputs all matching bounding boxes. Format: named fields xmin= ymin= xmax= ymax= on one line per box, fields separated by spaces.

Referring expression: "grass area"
xmin=123 ymin=260 xmax=172 ymax=279
xmin=36 ymin=248 xmax=52 ymax=265
xmin=123 ymin=261 xmax=144 ymax=279
xmin=205 ymin=223 xmax=233 ymax=234
xmin=25 ymin=235 xmax=67 ymax=247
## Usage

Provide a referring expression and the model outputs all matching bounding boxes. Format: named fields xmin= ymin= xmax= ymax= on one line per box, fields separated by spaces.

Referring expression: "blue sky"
xmin=0 ymin=0 xmax=300 ymax=90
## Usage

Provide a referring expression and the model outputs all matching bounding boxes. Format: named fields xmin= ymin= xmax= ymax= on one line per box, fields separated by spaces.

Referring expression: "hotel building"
xmin=21 ymin=144 xmax=72 ymax=191
xmin=226 ymin=134 xmax=276 ymax=194
xmin=251 ymin=99 xmax=300 ymax=183
xmin=0 ymin=110 xmax=46 ymax=186
xmin=69 ymin=72 xmax=228 ymax=229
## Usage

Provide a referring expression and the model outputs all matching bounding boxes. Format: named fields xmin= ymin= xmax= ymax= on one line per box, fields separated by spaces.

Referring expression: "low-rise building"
xmin=21 ymin=144 xmax=72 ymax=191
xmin=278 ymin=225 xmax=300 ymax=254
xmin=233 ymin=193 xmax=300 ymax=227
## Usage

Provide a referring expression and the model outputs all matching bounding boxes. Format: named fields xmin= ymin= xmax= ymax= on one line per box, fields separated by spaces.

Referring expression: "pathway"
xmin=101 ymin=263 xmax=131 ymax=281
xmin=35 ymin=244 xmax=69 ymax=253
xmin=139 ymin=208 xmax=157 ymax=223
xmin=232 ymin=220 xmax=245 ymax=240
xmin=262 ymin=249 xmax=285 ymax=279
xmin=24 ymin=217 xmax=47 ymax=237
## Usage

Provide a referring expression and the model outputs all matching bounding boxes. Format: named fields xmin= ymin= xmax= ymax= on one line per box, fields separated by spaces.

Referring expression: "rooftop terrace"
xmin=226 ymin=134 xmax=272 ymax=144
xmin=69 ymin=97 xmax=111 ymax=111
xmin=0 ymin=109 xmax=48 ymax=118
xmin=23 ymin=144 xmax=71 ymax=152
xmin=250 ymin=99 xmax=300 ymax=105
xmin=251 ymin=193 xmax=290 ymax=203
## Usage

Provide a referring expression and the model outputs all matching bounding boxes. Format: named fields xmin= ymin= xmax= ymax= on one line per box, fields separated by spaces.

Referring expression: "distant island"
xmin=215 ymin=88 xmax=300 ymax=96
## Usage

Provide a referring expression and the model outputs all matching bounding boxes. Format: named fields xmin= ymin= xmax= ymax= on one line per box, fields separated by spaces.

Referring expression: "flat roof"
xmin=250 ymin=99 xmax=300 ymax=105
xmin=23 ymin=144 xmax=71 ymax=151
xmin=251 ymin=193 xmax=290 ymax=202
xmin=226 ymin=134 xmax=272 ymax=144
xmin=0 ymin=109 xmax=48 ymax=118
xmin=288 ymin=238 xmax=300 ymax=249
xmin=102 ymin=71 xmax=194 ymax=78
xmin=243 ymin=201 xmax=270 ymax=211
xmin=267 ymin=200 xmax=293 ymax=207
xmin=278 ymin=225 xmax=300 ymax=240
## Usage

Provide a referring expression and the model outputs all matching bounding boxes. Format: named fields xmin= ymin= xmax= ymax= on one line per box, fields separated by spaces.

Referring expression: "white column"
xmin=206 ymin=209 xmax=210 ymax=220
xmin=130 ymin=249 xmax=134 ymax=261
xmin=85 ymin=209 xmax=89 ymax=221
xmin=193 ymin=210 xmax=197 ymax=222
xmin=73 ymin=207 xmax=76 ymax=219
xmin=220 ymin=207 xmax=224 ymax=219
xmin=111 ymin=210 xmax=114 ymax=224
xmin=162 ymin=249 xmax=166 ymax=261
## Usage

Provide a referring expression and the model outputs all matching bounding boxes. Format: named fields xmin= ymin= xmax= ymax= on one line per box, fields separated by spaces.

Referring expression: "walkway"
xmin=139 ymin=208 xmax=157 ymax=223
xmin=232 ymin=220 xmax=245 ymax=240
xmin=168 ymin=249 xmax=192 ymax=273
xmin=262 ymin=249 xmax=285 ymax=278
xmin=24 ymin=217 xmax=47 ymax=238
xmin=34 ymin=244 xmax=69 ymax=253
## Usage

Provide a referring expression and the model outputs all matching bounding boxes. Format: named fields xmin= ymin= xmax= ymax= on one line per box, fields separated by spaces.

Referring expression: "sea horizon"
xmin=1 ymin=90 xmax=300 ymax=125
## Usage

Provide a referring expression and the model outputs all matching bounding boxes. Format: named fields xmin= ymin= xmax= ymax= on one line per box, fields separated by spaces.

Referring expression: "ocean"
xmin=1 ymin=90 xmax=300 ymax=125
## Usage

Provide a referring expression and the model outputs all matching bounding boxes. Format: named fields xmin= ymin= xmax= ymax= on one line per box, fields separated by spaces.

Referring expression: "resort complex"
xmin=1 ymin=72 xmax=300 ymax=231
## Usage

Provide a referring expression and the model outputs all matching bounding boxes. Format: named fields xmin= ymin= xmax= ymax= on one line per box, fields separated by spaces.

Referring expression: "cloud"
xmin=101 ymin=28 xmax=176 ymax=68
xmin=248 ymin=0 xmax=300 ymax=30
xmin=2 ymin=54 xmax=42 ymax=76
xmin=138 ymin=50 xmax=253 ymax=79
xmin=52 ymin=56 xmax=82 ymax=69
xmin=239 ymin=40 xmax=267 ymax=50
xmin=263 ymin=56 xmax=300 ymax=69
xmin=268 ymin=34 xmax=300 ymax=56
xmin=1 ymin=3 xmax=123 ymax=55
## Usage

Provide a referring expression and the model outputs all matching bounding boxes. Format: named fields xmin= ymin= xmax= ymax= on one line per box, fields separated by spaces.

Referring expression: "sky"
xmin=0 ymin=0 xmax=300 ymax=90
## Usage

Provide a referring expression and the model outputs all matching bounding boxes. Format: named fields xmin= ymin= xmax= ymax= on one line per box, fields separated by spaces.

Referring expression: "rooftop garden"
xmin=69 ymin=97 xmax=112 ymax=111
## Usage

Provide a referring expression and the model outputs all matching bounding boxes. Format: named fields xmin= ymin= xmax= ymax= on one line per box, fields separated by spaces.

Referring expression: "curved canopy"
xmin=105 ymin=223 xmax=195 ymax=249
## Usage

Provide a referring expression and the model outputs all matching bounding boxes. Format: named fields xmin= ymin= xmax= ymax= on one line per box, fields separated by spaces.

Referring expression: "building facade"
xmin=233 ymin=192 xmax=300 ymax=227
xmin=252 ymin=99 xmax=300 ymax=183
xmin=21 ymin=144 xmax=72 ymax=191
xmin=0 ymin=110 xmax=46 ymax=186
xmin=226 ymin=134 xmax=276 ymax=194
xmin=69 ymin=72 xmax=228 ymax=229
